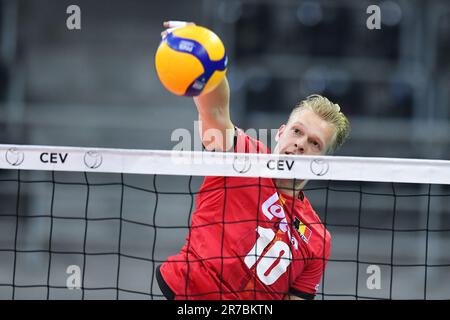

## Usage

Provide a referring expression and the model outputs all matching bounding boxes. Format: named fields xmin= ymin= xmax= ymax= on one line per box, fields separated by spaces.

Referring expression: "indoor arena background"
xmin=0 ymin=0 xmax=449 ymax=299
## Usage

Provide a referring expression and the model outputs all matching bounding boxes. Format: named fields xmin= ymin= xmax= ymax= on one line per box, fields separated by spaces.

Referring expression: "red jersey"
xmin=160 ymin=128 xmax=331 ymax=300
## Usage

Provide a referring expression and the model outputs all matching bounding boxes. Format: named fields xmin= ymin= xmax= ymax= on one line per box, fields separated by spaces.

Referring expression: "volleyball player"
xmin=156 ymin=21 xmax=351 ymax=300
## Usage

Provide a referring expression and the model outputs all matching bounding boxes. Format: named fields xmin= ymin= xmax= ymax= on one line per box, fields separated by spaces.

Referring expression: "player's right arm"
xmin=161 ymin=21 xmax=235 ymax=152
xmin=193 ymin=77 xmax=235 ymax=152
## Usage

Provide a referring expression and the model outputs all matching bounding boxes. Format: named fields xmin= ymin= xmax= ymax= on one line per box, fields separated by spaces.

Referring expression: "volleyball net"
xmin=0 ymin=144 xmax=449 ymax=299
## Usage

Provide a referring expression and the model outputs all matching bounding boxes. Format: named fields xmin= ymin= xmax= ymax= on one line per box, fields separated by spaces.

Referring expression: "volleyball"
xmin=155 ymin=25 xmax=228 ymax=97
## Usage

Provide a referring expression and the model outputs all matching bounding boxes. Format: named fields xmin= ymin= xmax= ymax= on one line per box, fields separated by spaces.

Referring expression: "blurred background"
xmin=1 ymin=0 xmax=449 ymax=158
xmin=0 ymin=0 xmax=449 ymax=299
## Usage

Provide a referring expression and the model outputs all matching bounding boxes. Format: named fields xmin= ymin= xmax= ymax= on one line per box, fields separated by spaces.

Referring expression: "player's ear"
xmin=275 ymin=124 xmax=286 ymax=142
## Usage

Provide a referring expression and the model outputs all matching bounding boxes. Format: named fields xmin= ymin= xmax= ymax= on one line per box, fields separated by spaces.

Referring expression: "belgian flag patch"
xmin=293 ymin=217 xmax=312 ymax=244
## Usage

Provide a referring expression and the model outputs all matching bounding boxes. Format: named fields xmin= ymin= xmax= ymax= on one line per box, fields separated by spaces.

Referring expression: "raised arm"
xmin=193 ymin=77 xmax=235 ymax=152
xmin=161 ymin=21 xmax=235 ymax=152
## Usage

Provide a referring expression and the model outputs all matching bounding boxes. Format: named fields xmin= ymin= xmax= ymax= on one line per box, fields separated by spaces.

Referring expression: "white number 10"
xmin=244 ymin=226 xmax=292 ymax=285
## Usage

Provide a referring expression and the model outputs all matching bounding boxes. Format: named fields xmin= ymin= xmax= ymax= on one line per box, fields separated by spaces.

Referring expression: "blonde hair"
xmin=288 ymin=94 xmax=351 ymax=153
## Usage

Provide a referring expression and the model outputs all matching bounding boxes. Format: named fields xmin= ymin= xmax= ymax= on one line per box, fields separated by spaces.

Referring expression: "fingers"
xmin=160 ymin=27 xmax=184 ymax=39
xmin=161 ymin=21 xmax=196 ymax=39
xmin=163 ymin=21 xmax=195 ymax=28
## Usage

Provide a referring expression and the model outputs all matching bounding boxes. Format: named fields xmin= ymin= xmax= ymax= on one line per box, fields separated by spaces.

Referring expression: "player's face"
xmin=274 ymin=109 xmax=336 ymax=156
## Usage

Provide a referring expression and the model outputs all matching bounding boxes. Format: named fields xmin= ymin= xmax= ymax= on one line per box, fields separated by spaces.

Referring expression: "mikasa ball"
xmin=155 ymin=25 xmax=228 ymax=97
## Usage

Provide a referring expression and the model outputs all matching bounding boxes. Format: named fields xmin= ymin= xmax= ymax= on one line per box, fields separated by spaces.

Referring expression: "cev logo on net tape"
xmin=4 ymin=148 xmax=104 ymax=170
xmin=83 ymin=151 xmax=103 ymax=169
xmin=310 ymin=159 xmax=329 ymax=176
xmin=232 ymin=155 xmax=252 ymax=174
xmin=5 ymin=148 xmax=25 ymax=166
xmin=232 ymin=156 xmax=330 ymax=178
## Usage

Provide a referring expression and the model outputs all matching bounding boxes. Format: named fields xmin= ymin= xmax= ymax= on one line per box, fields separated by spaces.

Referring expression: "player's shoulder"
xmin=234 ymin=127 xmax=270 ymax=154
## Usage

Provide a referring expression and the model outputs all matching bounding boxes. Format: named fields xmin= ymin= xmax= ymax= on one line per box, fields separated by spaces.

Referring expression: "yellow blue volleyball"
xmin=155 ymin=25 xmax=228 ymax=97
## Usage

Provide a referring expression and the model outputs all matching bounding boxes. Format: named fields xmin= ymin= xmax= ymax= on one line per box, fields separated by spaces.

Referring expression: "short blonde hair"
xmin=288 ymin=94 xmax=350 ymax=153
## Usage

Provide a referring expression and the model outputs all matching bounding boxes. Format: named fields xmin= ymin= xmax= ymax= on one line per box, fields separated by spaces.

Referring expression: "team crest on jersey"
xmin=293 ymin=217 xmax=312 ymax=244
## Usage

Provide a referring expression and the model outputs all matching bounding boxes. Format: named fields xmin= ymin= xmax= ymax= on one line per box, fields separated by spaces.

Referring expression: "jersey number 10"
xmin=244 ymin=226 xmax=292 ymax=285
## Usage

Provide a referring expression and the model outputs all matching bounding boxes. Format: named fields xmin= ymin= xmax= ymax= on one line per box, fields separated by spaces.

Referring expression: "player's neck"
xmin=274 ymin=178 xmax=308 ymax=199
